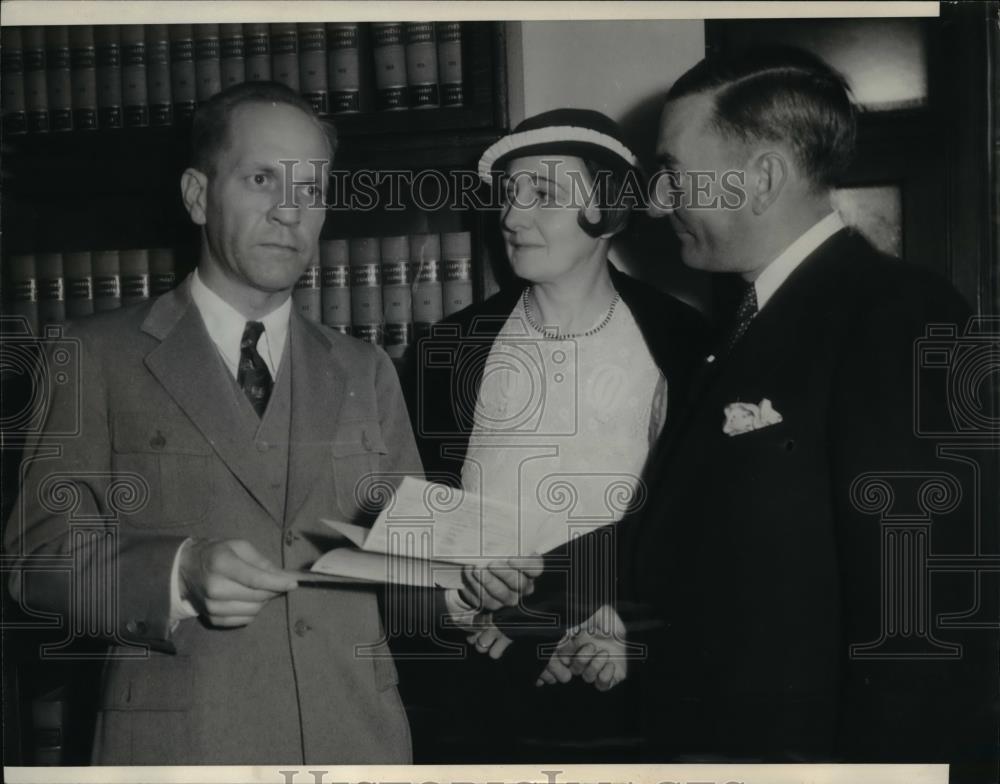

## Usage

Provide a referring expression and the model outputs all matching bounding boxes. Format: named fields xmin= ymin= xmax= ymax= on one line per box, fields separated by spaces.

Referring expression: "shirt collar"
xmin=753 ymin=211 xmax=845 ymax=310
xmin=189 ymin=268 xmax=292 ymax=375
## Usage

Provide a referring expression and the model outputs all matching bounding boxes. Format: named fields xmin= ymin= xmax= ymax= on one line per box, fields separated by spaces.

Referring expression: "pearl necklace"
xmin=522 ymin=287 xmax=621 ymax=339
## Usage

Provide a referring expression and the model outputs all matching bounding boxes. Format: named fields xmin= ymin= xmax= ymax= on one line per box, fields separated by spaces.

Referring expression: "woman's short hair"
xmin=190 ymin=81 xmax=337 ymax=177
xmin=666 ymin=46 xmax=857 ymax=190
xmin=576 ymin=158 xmax=636 ymax=239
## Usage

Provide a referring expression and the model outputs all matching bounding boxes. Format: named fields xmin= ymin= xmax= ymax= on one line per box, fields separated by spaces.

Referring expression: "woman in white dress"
xmin=402 ymin=108 xmax=707 ymax=762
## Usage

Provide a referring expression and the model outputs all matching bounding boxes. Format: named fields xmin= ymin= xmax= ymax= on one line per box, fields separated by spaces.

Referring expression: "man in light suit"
xmin=6 ymin=82 xmax=420 ymax=764
xmin=493 ymin=47 xmax=996 ymax=772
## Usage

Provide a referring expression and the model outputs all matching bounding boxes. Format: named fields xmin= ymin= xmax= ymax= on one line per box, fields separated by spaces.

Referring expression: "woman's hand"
xmin=458 ymin=555 xmax=544 ymax=612
xmin=535 ymin=604 xmax=627 ymax=691
xmin=466 ymin=615 xmax=514 ymax=660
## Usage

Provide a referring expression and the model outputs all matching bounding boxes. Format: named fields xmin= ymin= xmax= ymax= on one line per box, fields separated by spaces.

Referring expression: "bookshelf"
xmin=1 ymin=21 xmax=510 ymax=344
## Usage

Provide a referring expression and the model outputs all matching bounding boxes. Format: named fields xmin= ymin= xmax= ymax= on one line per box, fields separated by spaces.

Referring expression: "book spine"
xmin=22 ymin=26 xmax=49 ymax=133
xmin=31 ymin=688 xmax=67 ymax=766
xmin=120 ymin=25 xmax=149 ymax=127
xmin=404 ymin=23 xmax=438 ymax=109
xmin=409 ymin=232 xmax=443 ymax=337
xmin=349 ymin=237 xmax=383 ymax=345
xmin=36 ymin=252 xmax=66 ymax=326
xmin=68 ymin=26 xmax=98 ymax=130
xmin=63 ymin=251 xmax=95 ymax=318
xmin=94 ymin=26 xmax=122 ymax=129
xmin=441 ymin=231 xmax=473 ymax=317
xmin=120 ymin=249 xmax=150 ymax=306
xmin=148 ymin=247 xmax=177 ymax=295
xmin=371 ymin=23 xmax=407 ymax=111
xmin=292 ymin=264 xmax=320 ymax=322
xmin=92 ymin=250 xmax=121 ymax=312
xmin=436 ymin=22 xmax=463 ymax=107
xmin=45 ymin=26 xmax=73 ymax=131
xmin=169 ymin=24 xmax=196 ymax=122
xmin=219 ymin=24 xmax=245 ymax=89
xmin=1 ymin=28 xmax=27 ymax=135
xmin=381 ymin=236 xmax=412 ymax=360
xmin=8 ymin=254 xmax=40 ymax=335
xmin=145 ymin=25 xmax=172 ymax=125
xmin=326 ymin=23 xmax=360 ymax=114
xmin=243 ymin=23 xmax=271 ymax=81
xmin=269 ymin=23 xmax=299 ymax=92
xmin=320 ymin=239 xmax=351 ymax=333
xmin=298 ymin=22 xmax=327 ymax=114
xmin=194 ymin=24 xmax=222 ymax=103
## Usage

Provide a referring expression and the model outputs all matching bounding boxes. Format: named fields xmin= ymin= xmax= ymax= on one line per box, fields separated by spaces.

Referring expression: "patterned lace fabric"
xmin=461 ymin=295 xmax=666 ymax=555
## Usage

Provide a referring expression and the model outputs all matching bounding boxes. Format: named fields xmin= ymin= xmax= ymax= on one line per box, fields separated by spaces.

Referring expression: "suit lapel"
xmin=141 ymin=280 xmax=285 ymax=523
xmin=285 ymin=311 xmax=346 ymax=525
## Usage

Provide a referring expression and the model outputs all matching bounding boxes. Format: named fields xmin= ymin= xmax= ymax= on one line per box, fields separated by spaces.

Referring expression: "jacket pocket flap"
xmin=112 ymin=413 xmax=211 ymax=455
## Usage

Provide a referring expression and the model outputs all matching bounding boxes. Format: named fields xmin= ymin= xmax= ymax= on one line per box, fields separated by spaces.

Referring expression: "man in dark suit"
xmin=5 ymin=82 xmax=420 ymax=764
xmin=497 ymin=47 xmax=996 ymax=772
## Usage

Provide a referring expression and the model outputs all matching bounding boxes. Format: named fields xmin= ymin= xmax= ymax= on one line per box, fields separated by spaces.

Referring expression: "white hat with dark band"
xmin=478 ymin=108 xmax=640 ymax=182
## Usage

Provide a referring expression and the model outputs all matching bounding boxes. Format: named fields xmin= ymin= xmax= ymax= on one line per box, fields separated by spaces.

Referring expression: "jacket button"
xmin=284 ymin=529 xmax=297 ymax=546
xmin=126 ymin=619 xmax=148 ymax=636
xmin=149 ymin=431 xmax=166 ymax=450
xmin=293 ymin=619 xmax=311 ymax=637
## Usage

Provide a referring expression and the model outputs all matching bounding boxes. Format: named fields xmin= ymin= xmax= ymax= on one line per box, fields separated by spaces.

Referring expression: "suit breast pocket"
xmin=331 ymin=418 xmax=389 ymax=523
xmin=111 ymin=413 xmax=213 ymax=528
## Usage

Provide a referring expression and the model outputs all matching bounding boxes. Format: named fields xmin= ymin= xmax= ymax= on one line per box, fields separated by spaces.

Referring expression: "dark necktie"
xmin=237 ymin=321 xmax=273 ymax=417
xmin=726 ymin=282 xmax=758 ymax=352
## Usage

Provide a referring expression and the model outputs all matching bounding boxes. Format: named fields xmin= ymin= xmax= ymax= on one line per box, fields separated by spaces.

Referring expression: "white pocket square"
xmin=723 ymin=398 xmax=783 ymax=436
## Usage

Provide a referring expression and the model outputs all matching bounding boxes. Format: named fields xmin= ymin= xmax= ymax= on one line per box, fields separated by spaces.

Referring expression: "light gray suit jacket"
xmin=6 ymin=277 xmax=422 ymax=764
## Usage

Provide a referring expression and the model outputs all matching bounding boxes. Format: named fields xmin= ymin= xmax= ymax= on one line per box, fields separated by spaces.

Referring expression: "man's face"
xmin=654 ymin=92 xmax=750 ymax=273
xmin=500 ymin=154 xmax=603 ymax=285
xmin=199 ymin=102 xmax=328 ymax=296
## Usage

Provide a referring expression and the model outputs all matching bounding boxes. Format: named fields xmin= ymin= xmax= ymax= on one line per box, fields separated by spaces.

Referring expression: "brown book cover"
xmin=381 ymin=235 xmax=413 ymax=360
xmin=371 ymin=22 xmax=407 ymax=111
xmin=1 ymin=27 xmax=27 ymax=135
xmin=243 ymin=22 xmax=271 ymax=81
xmin=169 ymin=24 xmax=196 ymax=121
xmin=320 ymin=239 xmax=351 ymax=333
xmin=404 ymin=22 xmax=439 ymax=109
xmin=219 ymin=24 xmax=245 ymax=89
xmin=63 ymin=251 xmax=95 ymax=318
xmin=298 ymin=22 xmax=327 ymax=114
xmin=120 ymin=249 xmax=150 ymax=306
xmin=92 ymin=250 xmax=121 ymax=312
xmin=8 ymin=254 xmax=40 ymax=334
xmin=194 ymin=24 xmax=222 ymax=103
xmin=326 ymin=23 xmax=361 ymax=114
xmin=94 ymin=25 xmax=122 ymax=129
xmin=22 ymin=26 xmax=49 ymax=133
xmin=436 ymin=22 xmax=464 ymax=107
xmin=45 ymin=26 xmax=73 ymax=131
xmin=349 ymin=237 xmax=383 ymax=345
xmin=148 ymin=247 xmax=177 ymax=295
xmin=120 ymin=25 xmax=149 ymax=127
xmin=69 ymin=26 xmax=98 ymax=130
xmin=145 ymin=25 xmax=172 ymax=125
xmin=410 ymin=232 xmax=443 ymax=338
xmin=269 ymin=23 xmax=300 ymax=92
xmin=293 ymin=263 xmax=321 ymax=323
xmin=36 ymin=252 xmax=66 ymax=326
xmin=441 ymin=231 xmax=473 ymax=317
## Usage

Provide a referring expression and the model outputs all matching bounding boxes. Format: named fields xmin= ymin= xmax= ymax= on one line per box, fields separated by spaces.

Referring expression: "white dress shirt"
xmin=753 ymin=210 xmax=845 ymax=310
xmin=169 ymin=270 xmax=294 ymax=624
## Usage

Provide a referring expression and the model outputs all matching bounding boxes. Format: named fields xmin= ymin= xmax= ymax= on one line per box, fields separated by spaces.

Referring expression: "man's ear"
xmin=748 ymin=151 xmax=788 ymax=216
xmin=181 ymin=167 xmax=209 ymax=226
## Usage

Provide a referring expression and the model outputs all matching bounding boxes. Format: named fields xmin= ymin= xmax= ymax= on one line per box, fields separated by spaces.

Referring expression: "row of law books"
xmin=1 ymin=231 xmax=475 ymax=359
xmin=295 ymin=231 xmax=474 ymax=358
xmin=1 ymin=21 xmax=464 ymax=134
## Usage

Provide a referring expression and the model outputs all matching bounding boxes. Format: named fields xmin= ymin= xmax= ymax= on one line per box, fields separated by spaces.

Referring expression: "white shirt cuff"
xmin=169 ymin=538 xmax=199 ymax=628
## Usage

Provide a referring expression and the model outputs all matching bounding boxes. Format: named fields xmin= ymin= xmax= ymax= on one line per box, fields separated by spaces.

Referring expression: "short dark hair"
xmin=666 ymin=46 xmax=857 ymax=189
xmin=190 ymin=81 xmax=337 ymax=176
xmin=576 ymin=159 xmax=637 ymax=238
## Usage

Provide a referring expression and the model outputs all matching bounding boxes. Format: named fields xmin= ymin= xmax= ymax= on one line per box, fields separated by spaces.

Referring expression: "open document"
xmin=302 ymin=476 xmax=532 ymax=589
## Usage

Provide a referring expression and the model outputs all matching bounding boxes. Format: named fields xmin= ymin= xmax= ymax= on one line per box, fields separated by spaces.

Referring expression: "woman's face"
xmin=500 ymin=155 xmax=604 ymax=285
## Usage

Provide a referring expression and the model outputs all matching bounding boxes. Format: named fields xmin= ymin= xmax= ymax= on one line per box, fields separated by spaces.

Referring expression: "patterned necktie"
xmin=726 ymin=282 xmax=758 ymax=352
xmin=237 ymin=321 xmax=273 ymax=417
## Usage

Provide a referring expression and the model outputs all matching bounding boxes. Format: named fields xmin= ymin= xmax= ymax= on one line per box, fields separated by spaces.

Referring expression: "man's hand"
xmin=535 ymin=604 xmax=627 ymax=692
xmin=179 ymin=539 xmax=298 ymax=627
xmin=458 ymin=555 xmax=544 ymax=612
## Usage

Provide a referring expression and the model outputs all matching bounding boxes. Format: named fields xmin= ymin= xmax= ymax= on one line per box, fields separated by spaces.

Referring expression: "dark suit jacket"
xmin=617 ymin=229 xmax=997 ymax=766
xmin=5 ymin=277 xmax=422 ymax=764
